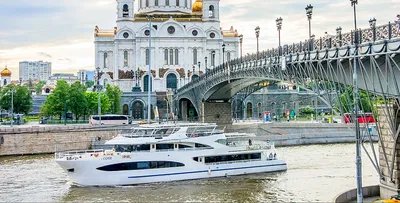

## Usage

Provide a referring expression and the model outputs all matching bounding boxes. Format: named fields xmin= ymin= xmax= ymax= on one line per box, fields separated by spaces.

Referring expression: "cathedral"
xmin=95 ymin=0 xmax=240 ymax=119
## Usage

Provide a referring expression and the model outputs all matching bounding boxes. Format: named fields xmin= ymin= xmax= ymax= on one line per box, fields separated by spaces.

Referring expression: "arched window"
xmin=227 ymin=52 xmax=231 ymax=62
xmin=140 ymin=0 xmax=142 ymax=7
xmin=145 ymin=49 xmax=149 ymax=65
xmin=175 ymin=49 xmax=179 ymax=65
xmin=155 ymin=0 xmax=158 ymax=6
xmin=166 ymin=0 xmax=169 ymax=6
xmin=123 ymin=104 xmax=129 ymax=115
xmin=103 ymin=79 xmax=108 ymax=87
xmin=164 ymin=49 xmax=168 ymax=65
xmin=45 ymin=88 xmax=50 ymax=94
xmin=247 ymin=103 xmax=253 ymax=118
xmin=318 ymin=101 xmax=321 ymax=105
xmin=166 ymin=73 xmax=177 ymax=89
xmin=146 ymin=0 xmax=149 ymax=7
xmin=169 ymin=49 xmax=173 ymax=65
xmin=185 ymin=0 xmax=188 ymax=7
xmin=144 ymin=75 xmax=152 ymax=92
xmin=104 ymin=52 xmax=108 ymax=68
xmin=193 ymin=48 xmax=197 ymax=65
xmin=209 ymin=5 xmax=215 ymax=18
xmin=123 ymin=4 xmax=129 ymax=17
xmin=176 ymin=0 xmax=180 ymax=6
xmin=124 ymin=51 xmax=128 ymax=67
xmin=211 ymin=51 xmax=216 ymax=67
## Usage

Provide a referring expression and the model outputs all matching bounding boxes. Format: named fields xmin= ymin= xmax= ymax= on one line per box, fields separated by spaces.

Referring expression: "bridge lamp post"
xmin=198 ymin=61 xmax=201 ymax=75
xmin=350 ymin=0 xmax=363 ymax=203
xmin=205 ymin=57 xmax=208 ymax=73
xmin=336 ymin=27 xmax=342 ymax=47
xmin=239 ymin=34 xmax=243 ymax=61
xmin=305 ymin=4 xmax=313 ymax=51
xmin=276 ymin=17 xmax=283 ymax=56
xmin=369 ymin=18 xmax=377 ymax=41
xmin=255 ymin=26 xmax=260 ymax=60
xmin=222 ymin=44 xmax=226 ymax=71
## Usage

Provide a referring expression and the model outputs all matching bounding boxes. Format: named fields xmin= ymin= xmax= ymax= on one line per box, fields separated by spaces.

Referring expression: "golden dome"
xmin=1 ymin=67 xmax=11 ymax=77
xmin=192 ymin=0 xmax=202 ymax=13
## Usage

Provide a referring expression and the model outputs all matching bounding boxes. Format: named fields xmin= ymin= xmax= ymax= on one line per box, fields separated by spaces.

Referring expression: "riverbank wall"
xmin=0 ymin=123 xmax=376 ymax=156
xmin=0 ymin=125 xmax=121 ymax=156
xmin=226 ymin=123 xmax=377 ymax=147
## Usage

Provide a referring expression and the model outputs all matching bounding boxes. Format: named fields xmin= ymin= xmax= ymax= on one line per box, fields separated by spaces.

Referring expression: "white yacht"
xmin=55 ymin=123 xmax=287 ymax=186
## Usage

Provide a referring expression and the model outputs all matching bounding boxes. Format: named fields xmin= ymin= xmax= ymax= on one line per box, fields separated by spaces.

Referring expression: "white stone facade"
xmin=94 ymin=0 xmax=240 ymax=93
xmin=19 ymin=61 xmax=52 ymax=81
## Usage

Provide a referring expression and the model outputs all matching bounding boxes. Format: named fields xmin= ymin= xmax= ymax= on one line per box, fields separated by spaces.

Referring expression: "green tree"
xmin=299 ymin=106 xmax=315 ymax=115
xmin=85 ymin=81 xmax=94 ymax=88
xmin=40 ymin=80 xmax=70 ymax=118
xmin=35 ymin=81 xmax=46 ymax=95
xmin=105 ymin=84 xmax=122 ymax=114
xmin=68 ymin=82 xmax=87 ymax=121
xmin=0 ymin=84 xmax=32 ymax=114
xmin=335 ymin=88 xmax=373 ymax=113
xmin=84 ymin=92 xmax=111 ymax=116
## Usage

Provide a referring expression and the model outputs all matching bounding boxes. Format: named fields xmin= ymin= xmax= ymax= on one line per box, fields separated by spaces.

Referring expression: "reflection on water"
xmin=0 ymin=144 xmax=379 ymax=202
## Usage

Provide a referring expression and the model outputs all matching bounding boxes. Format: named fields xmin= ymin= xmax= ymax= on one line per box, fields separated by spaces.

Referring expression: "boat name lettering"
xmin=102 ymin=157 xmax=112 ymax=160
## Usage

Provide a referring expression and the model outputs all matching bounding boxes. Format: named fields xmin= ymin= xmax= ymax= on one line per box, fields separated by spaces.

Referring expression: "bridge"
xmin=174 ymin=22 xmax=400 ymax=199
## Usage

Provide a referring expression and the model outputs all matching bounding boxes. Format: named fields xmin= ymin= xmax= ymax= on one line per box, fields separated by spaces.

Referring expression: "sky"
xmin=0 ymin=0 xmax=400 ymax=79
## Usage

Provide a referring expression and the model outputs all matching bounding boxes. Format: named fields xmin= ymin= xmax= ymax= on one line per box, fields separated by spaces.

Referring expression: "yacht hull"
xmin=56 ymin=159 xmax=287 ymax=186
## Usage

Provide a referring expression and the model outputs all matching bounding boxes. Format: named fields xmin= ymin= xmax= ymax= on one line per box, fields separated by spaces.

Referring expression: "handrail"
xmin=176 ymin=22 xmax=400 ymax=95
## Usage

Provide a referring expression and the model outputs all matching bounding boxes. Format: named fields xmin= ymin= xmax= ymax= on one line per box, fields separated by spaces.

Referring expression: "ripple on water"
xmin=0 ymin=144 xmax=379 ymax=202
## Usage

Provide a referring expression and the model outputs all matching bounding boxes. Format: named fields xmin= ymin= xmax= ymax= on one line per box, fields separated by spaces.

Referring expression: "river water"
xmin=0 ymin=144 xmax=379 ymax=202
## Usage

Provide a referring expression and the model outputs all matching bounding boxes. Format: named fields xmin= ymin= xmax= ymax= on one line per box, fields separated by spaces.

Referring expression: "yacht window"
xmin=193 ymin=157 xmax=199 ymax=162
xmin=179 ymin=144 xmax=193 ymax=149
xmin=97 ymin=161 xmax=185 ymax=171
xmin=200 ymin=153 xmax=262 ymax=164
xmin=156 ymin=144 xmax=174 ymax=150
xmin=195 ymin=143 xmax=210 ymax=148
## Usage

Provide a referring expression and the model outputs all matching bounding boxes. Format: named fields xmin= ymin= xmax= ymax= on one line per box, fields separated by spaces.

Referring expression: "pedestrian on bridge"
xmin=396 ymin=15 xmax=400 ymax=33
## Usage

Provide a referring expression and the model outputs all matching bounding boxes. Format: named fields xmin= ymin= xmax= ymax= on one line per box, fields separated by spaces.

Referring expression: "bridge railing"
xmin=177 ymin=22 xmax=400 ymax=95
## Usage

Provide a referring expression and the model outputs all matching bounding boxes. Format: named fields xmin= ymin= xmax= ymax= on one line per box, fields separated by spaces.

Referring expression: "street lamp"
xmin=336 ymin=27 xmax=343 ymax=46
xmin=198 ymin=61 xmax=201 ymax=74
xmin=276 ymin=17 xmax=283 ymax=56
xmin=9 ymin=88 xmax=14 ymax=127
xmin=205 ymin=57 xmax=208 ymax=73
xmin=146 ymin=14 xmax=154 ymax=124
xmin=239 ymin=34 xmax=243 ymax=60
xmin=350 ymin=0 xmax=362 ymax=203
xmin=192 ymin=65 xmax=195 ymax=78
xmin=96 ymin=67 xmax=102 ymax=125
xmin=369 ymin=17 xmax=377 ymax=41
xmin=222 ymin=44 xmax=226 ymax=72
xmin=255 ymin=26 xmax=260 ymax=59
xmin=19 ymin=78 xmax=22 ymax=86
xmin=305 ymin=4 xmax=313 ymax=50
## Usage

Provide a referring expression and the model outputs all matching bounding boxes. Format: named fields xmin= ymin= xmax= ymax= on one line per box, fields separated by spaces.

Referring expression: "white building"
xmin=47 ymin=73 xmax=79 ymax=86
xmin=19 ymin=61 xmax=52 ymax=81
xmin=95 ymin=0 xmax=239 ymax=93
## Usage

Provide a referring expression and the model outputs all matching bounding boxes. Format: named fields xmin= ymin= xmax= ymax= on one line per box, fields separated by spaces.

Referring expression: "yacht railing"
xmin=205 ymin=158 xmax=262 ymax=165
xmin=56 ymin=149 xmax=104 ymax=159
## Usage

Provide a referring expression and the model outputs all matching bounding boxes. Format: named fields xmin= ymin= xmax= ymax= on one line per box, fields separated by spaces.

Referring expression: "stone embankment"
xmin=226 ymin=122 xmax=377 ymax=147
xmin=0 ymin=122 xmax=376 ymax=156
xmin=0 ymin=125 xmax=123 ymax=156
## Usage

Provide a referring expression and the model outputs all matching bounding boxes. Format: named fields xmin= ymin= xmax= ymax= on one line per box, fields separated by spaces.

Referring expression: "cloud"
xmin=38 ymin=52 xmax=52 ymax=59
xmin=58 ymin=58 xmax=72 ymax=63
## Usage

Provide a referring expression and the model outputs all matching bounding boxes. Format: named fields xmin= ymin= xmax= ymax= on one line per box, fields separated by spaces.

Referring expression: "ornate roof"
xmin=1 ymin=67 xmax=11 ymax=77
xmin=221 ymin=26 xmax=239 ymax=38
xmin=192 ymin=0 xmax=202 ymax=13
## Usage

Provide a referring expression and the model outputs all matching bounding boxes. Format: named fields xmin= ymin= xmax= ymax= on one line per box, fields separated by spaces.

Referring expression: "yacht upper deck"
xmin=121 ymin=123 xmax=224 ymax=139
